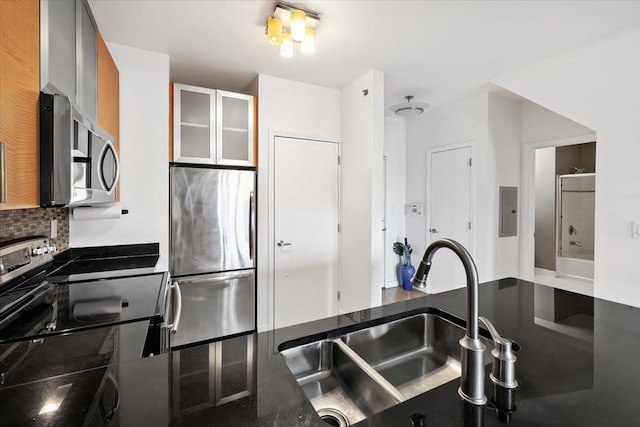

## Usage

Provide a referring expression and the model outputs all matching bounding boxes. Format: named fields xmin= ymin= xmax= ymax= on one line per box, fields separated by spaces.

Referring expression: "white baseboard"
xmin=534 ymin=267 xmax=556 ymax=277
xmin=384 ymin=280 xmax=399 ymax=289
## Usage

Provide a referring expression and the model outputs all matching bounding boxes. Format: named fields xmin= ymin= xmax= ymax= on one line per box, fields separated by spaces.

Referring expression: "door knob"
xmin=277 ymin=240 xmax=292 ymax=247
xmin=429 ymin=228 xmax=439 ymax=233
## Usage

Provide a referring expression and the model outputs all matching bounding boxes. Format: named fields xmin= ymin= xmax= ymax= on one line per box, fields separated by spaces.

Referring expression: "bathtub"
xmin=556 ymin=254 xmax=594 ymax=281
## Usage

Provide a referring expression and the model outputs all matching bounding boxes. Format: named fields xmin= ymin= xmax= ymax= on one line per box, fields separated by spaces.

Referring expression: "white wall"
xmin=406 ymin=93 xmax=490 ymax=285
xmin=523 ymin=101 xmax=594 ymax=144
xmin=338 ymin=70 xmax=385 ymax=313
xmin=383 ymin=117 xmax=407 ymax=287
xmin=69 ymin=44 xmax=170 ymax=270
xmin=405 ymin=90 xmax=523 ymax=290
xmin=493 ymin=25 xmax=640 ymax=307
xmin=488 ymin=92 xmax=523 ymax=278
xmin=256 ymin=74 xmax=341 ymax=331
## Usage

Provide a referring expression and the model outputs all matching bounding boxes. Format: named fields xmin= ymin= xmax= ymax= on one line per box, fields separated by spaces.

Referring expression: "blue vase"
xmin=400 ymin=265 xmax=415 ymax=291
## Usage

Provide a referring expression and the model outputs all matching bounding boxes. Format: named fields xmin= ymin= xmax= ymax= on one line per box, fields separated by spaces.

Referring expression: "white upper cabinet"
xmin=173 ymin=84 xmax=216 ymax=164
xmin=173 ymin=84 xmax=255 ymax=166
xmin=216 ymin=90 xmax=255 ymax=166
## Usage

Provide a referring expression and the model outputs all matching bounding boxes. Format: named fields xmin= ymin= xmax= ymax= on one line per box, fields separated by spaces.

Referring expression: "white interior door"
xmin=428 ymin=146 xmax=472 ymax=293
xmin=274 ymin=137 xmax=339 ymax=328
xmin=382 ymin=155 xmax=388 ymax=288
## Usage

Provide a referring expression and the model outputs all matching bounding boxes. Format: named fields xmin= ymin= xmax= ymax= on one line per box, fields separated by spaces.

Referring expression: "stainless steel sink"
xmin=280 ymin=339 xmax=403 ymax=426
xmin=280 ymin=312 xmax=492 ymax=426
xmin=344 ymin=313 xmax=492 ymax=400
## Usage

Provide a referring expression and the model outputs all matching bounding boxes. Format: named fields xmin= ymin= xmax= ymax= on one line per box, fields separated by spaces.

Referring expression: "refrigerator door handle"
xmin=249 ymin=191 xmax=255 ymax=261
xmin=175 ymin=270 xmax=254 ymax=286
xmin=168 ymin=282 xmax=183 ymax=334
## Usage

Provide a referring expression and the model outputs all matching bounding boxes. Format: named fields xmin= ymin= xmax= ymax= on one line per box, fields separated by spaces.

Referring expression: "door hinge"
xmin=337 ymin=291 xmax=341 ymax=301
xmin=338 ymin=224 xmax=341 ymax=232
xmin=469 ymin=158 xmax=473 ymax=167
xmin=338 ymin=155 xmax=341 ymax=165
xmin=468 ymin=221 xmax=471 ymax=230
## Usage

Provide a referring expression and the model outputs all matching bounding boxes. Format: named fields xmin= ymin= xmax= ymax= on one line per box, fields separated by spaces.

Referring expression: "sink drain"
xmin=317 ymin=408 xmax=350 ymax=427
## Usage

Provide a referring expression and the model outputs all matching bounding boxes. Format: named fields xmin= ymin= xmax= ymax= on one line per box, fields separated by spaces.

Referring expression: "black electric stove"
xmin=0 ymin=237 xmax=170 ymax=390
xmin=0 ymin=272 xmax=168 ymax=344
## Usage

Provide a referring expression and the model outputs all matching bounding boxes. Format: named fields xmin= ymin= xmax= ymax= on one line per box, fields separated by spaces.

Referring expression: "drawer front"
xmin=170 ymin=270 xmax=255 ymax=348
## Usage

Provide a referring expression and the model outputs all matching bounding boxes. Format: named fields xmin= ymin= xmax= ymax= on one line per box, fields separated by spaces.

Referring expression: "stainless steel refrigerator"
xmin=169 ymin=165 xmax=256 ymax=348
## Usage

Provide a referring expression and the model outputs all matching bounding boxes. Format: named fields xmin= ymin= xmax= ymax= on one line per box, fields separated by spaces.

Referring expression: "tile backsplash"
xmin=0 ymin=208 xmax=69 ymax=251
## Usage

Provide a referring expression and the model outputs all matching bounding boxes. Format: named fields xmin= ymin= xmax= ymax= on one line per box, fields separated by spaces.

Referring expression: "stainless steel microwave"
xmin=40 ymin=91 xmax=119 ymax=207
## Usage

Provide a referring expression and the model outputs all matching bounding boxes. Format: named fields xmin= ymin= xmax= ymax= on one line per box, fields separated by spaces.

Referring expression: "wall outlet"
xmin=50 ymin=219 xmax=58 ymax=239
xmin=633 ymin=221 xmax=640 ymax=239
xmin=405 ymin=203 xmax=424 ymax=216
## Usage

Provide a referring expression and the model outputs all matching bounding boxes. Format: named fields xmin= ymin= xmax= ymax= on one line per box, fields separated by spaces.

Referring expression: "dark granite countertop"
xmin=2 ymin=277 xmax=639 ymax=426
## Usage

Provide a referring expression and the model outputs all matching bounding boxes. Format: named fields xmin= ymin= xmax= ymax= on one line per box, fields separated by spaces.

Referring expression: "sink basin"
xmin=344 ymin=313 xmax=491 ymax=400
xmin=280 ymin=311 xmax=492 ymax=425
xmin=280 ymin=339 xmax=402 ymax=426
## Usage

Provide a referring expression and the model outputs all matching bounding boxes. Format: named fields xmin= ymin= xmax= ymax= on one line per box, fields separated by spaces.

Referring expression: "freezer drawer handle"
xmin=175 ymin=271 xmax=254 ymax=286
xmin=168 ymin=282 xmax=183 ymax=334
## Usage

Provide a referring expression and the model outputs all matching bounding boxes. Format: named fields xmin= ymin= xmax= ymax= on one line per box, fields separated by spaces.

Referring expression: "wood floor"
xmin=381 ymin=286 xmax=427 ymax=305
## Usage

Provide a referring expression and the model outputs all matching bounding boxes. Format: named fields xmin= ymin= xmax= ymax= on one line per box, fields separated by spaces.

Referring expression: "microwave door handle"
xmin=97 ymin=139 xmax=120 ymax=192
xmin=110 ymin=140 xmax=120 ymax=190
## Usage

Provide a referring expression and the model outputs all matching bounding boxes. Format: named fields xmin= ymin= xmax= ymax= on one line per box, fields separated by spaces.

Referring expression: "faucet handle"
xmin=479 ymin=317 xmax=518 ymax=389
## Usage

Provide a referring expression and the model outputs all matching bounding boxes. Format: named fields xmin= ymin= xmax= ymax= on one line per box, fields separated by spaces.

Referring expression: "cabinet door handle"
xmin=277 ymin=240 xmax=292 ymax=247
xmin=429 ymin=228 xmax=439 ymax=233
xmin=0 ymin=142 xmax=6 ymax=203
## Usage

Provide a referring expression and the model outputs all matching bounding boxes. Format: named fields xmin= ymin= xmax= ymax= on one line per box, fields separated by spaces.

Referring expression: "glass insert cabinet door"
xmin=173 ymin=83 xmax=216 ymax=164
xmin=170 ymin=334 xmax=255 ymax=418
xmin=216 ymin=90 xmax=255 ymax=166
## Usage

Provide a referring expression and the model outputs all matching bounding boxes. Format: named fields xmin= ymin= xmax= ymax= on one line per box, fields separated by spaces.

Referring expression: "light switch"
xmin=634 ymin=221 xmax=640 ymax=239
xmin=405 ymin=203 xmax=423 ymax=216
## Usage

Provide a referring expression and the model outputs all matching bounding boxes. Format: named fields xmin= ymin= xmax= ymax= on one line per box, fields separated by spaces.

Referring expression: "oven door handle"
xmin=99 ymin=372 xmax=120 ymax=422
xmin=167 ymin=282 xmax=182 ymax=335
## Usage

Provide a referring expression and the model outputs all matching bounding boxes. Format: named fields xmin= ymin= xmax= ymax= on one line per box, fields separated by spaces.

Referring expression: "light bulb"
xmin=280 ymin=33 xmax=293 ymax=58
xmin=301 ymin=28 xmax=315 ymax=54
xmin=290 ymin=10 xmax=306 ymax=42
xmin=267 ymin=17 xmax=283 ymax=46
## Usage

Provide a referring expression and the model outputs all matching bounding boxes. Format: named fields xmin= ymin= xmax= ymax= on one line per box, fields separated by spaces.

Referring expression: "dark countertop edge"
xmin=68 ymin=242 xmax=160 ymax=259
xmin=48 ymin=243 xmax=160 ymax=276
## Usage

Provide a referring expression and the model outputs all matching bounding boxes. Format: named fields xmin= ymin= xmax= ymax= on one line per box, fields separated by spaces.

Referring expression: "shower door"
xmin=557 ymin=174 xmax=595 ymax=260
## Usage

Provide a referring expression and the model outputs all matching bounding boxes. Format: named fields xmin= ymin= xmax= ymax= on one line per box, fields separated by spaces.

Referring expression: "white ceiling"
xmin=89 ymin=0 xmax=640 ymax=111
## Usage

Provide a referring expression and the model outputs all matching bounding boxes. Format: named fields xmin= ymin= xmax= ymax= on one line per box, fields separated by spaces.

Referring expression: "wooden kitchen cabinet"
xmin=0 ymin=0 xmax=40 ymax=210
xmin=172 ymin=83 xmax=255 ymax=166
xmin=97 ymin=31 xmax=120 ymax=200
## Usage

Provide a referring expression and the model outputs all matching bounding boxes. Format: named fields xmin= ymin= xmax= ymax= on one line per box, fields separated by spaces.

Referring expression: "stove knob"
xmin=0 ymin=261 xmax=5 ymax=274
xmin=32 ymin=247 xmax=43 ymax=256
xmin=47 ymin=245 xmax=57 ymax=254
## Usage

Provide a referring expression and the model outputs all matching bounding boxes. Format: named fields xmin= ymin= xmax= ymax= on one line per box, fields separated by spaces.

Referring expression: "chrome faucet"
xmin=411 ymin=238 xmax=487 ymax=405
